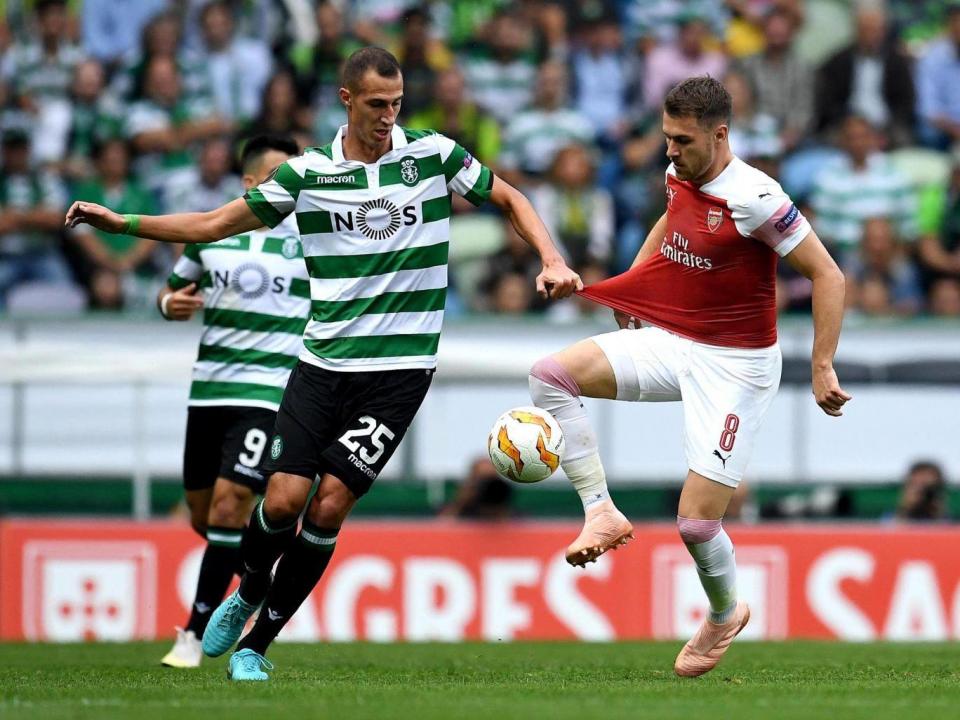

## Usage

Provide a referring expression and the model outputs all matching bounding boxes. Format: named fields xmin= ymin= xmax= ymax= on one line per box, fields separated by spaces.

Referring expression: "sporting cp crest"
xmin=399 ymin=157 xmax=419 ymax=186
xmin=281 ymin=237 xmax=300 ymax=259
xmin=706 ymin=207 xmax=724 ymax=233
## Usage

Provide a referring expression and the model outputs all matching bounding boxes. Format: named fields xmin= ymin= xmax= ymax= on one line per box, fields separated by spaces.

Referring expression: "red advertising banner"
xmin=1 ymin=519 xmax=958 ymax=642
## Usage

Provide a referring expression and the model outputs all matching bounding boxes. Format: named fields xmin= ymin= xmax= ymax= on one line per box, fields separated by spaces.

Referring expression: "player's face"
xmin=341 ymin=71 xmax=404 ymax=149
xmin=662 ymin=112 xmax=725 ymax=182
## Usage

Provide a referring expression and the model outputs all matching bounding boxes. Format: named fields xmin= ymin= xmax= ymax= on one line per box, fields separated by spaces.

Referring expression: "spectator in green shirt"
xmin=125 ymin=55 xmax=233 ymax=200
xmin=62 ymin=58 xmax=124 ymax=180
xmin=287 ymin=0 xmax=361 ymax=112
xmin=918 ymin=162 xmax=960 ymax=288
xmin=406 ymin=66 xmax=500 ymax=166
xmin=70 ymin=138 xmax=159 ymax=308
xmin=0 ymin=128 xmax=72 ymax=310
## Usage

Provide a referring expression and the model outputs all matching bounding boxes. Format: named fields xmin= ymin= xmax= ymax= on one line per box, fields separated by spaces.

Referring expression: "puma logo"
xmin=194 ymin=602 xmax=211 ymax=614
xmin=266 ymin=608 xmax=283 ymax=621
xmin=758 ymin=192 xmax=772 ymax=199
xmin=713 ymin=449 xmax=731 ymax=468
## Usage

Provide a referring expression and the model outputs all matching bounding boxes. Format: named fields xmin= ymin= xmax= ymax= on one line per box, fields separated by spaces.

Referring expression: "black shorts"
xmin=182 ymin=405 xmax=277 ymax=494
xmin=265 ymin=361 xmax=434 ymax=498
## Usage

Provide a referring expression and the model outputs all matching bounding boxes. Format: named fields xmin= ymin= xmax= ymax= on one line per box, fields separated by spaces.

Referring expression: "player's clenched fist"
xmin=536 ymin=260 xmax=582 ymax=299
xmin=64 ymin=201 xmax=126 ymax=233
xmin=812 ymin=365 xmax=852 ymax=417
xmin=162 ymin=284 xmax=205 ymax=321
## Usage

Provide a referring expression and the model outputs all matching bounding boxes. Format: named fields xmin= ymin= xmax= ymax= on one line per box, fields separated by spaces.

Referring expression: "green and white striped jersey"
xmin=243 ymin=124 xmax=493 ymax=372
xmin=168 ymin=215 xmax=310 ymax=410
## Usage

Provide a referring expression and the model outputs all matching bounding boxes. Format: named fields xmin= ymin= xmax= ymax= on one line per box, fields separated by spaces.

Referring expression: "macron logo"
xmin=314 ymin=174 xmax=359 ymax=185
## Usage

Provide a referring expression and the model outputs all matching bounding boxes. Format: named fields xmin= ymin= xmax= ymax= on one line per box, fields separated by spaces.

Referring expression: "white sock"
xmin=685 ymin=529 xmax=737 ymax=623
xmin=564 ymin=453 xmax=609 ymax=510
xmin=529 ymin=374 xmax=609 ymax=510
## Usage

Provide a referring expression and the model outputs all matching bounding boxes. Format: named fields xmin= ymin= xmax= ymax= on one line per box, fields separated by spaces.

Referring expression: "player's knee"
xmin=529 ymin=356 xmax=581 ymax=403
xmin=309 ymin=486 xmax=354 ymax=528
xmin=677 ymin=516 xmax=722 ymax=545
xmin=207 ymin=484 xmax=251 ymax=527
xmin=261 ymin=491 xmax=303 ymax=524
xmin=261 ymin=473 xmax=311 ymax=522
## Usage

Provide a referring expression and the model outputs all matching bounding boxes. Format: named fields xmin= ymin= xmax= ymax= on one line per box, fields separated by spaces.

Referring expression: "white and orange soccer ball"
xmin=487 ymin=406 xmax=565 ymax=484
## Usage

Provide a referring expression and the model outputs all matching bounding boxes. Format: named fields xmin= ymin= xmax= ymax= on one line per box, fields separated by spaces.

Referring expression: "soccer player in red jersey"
xmin=528 ymin=77 xmax=851 ymax=677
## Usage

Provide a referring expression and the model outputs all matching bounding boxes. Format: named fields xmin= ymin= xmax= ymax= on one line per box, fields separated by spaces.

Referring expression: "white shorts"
xmin=591 ymin=325 xmax=781 ymax=487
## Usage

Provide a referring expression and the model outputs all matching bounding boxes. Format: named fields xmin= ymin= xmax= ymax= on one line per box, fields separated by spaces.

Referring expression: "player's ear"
xmin=339 ymin=86 xmax=351 ymax=109
xmin=715 ymin=123 xmax=729 ymax=143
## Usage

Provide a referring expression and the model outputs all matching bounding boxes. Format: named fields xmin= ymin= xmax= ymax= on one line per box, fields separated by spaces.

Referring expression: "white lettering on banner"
xmin=543 ymin=553 xmax=615 ymax=640
xmin=404 ymin=558 xmax=475 ymax=641
xmin=481 ymin=559 xmax=540 ymax=640
xmin=806 ymin=548 xmax=876 ymax=640
xmin=19 ymin=526 xmax=960 ymax=643
xmin=883 ymin=562 xmax=949 ymax=640
xmin=323 ymin=556 xmax=396 ymax=641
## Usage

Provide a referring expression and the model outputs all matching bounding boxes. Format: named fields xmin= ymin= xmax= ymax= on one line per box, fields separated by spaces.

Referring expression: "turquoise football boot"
xmin=228 ymin=648 xmax=273 ymax=681
xmin=201 ymin=590 xmax=259 ymax=657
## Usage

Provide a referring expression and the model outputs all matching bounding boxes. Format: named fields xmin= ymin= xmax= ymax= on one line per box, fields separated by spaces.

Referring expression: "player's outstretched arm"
xmin=64 ymin=197 xmax=262 ymax=245
xmin=488 ymin=175 xmax=582 ymax=299
xmin=157 ymin=283 xmax=204 ymax=321
xmin=785 ymin=230 xmax=852 ymax=417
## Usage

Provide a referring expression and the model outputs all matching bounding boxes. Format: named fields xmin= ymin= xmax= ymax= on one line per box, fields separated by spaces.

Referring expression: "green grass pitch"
xmin=2 ymin=641 xmax=958 ymax=720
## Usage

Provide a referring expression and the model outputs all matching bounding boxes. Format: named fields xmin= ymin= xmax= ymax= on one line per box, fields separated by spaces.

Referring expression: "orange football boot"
xmin=674 ymin=601 xmax=750 ymax=677
xmin=565 ymin=500 xmax=634 ymax=567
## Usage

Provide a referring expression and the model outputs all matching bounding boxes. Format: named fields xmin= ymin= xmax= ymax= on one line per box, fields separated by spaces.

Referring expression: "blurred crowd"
xmin=3 ymin=0 xmax=960 ymax=319
xmin=439 ymin=455 xmax=952 ymax=521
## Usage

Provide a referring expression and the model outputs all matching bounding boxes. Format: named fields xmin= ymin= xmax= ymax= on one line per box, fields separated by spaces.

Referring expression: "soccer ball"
xmin=487 ymin=406 xmax=565 ymax=484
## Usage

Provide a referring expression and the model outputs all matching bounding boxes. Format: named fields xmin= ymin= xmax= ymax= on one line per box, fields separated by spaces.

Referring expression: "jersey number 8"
xmin=718 ymin=413 xmax=740 ymax=452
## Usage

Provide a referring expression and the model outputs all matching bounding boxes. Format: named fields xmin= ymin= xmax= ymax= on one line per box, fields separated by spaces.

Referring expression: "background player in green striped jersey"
xmin=156 ymin=135 xmax=310 ymax=669
xmin=66 ymin=47 xmax=580 ymax=681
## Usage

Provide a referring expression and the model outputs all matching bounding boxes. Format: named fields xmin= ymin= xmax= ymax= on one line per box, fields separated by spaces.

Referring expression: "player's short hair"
xmin=342 ymin=47 xmax=401 ymax=92
xmin=240 ymin=134 xmax=298 ymax=174
xmin=663 ymin=76 xmax=732 ymax=128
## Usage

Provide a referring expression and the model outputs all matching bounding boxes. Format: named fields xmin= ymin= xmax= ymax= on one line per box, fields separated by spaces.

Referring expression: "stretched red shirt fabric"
xmin=579 ymin=157 xmax=810 ymax=349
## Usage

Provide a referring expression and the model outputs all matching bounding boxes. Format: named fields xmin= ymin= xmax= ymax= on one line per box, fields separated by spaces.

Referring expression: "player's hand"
xmin=163 ymin=284 xmax=204 ymax=321
xmin=812 ymin=365 xmax=852 ymax=417
xmin=614 ymin=310 xmax=638 ymax=329
xmin=65 ymin=201 xmax=126 ymax=233
xmin=536 ymin=259 xmax=582 ymax=300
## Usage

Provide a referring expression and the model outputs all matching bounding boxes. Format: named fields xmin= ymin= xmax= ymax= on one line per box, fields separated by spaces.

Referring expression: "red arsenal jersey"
xmin=579 ymin=157 xmax=811 ymax=348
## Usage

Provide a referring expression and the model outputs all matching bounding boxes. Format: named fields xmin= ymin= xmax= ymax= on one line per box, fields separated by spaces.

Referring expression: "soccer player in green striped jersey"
xmin=157 ymin=134 xmax=310 ymax=669
xmin=66 ymin=47 xmax=580 ymax=682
